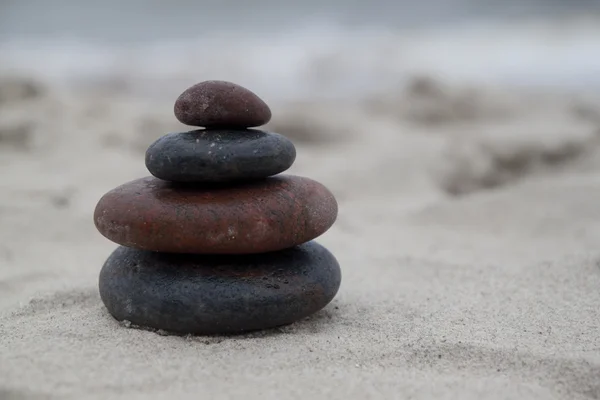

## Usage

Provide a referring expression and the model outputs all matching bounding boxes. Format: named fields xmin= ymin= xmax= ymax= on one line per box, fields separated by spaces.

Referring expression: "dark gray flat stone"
xmin=98 ymin=242 xmax=341 ymax=335
xmin=145 ymin=129 xmax=296 ymax=183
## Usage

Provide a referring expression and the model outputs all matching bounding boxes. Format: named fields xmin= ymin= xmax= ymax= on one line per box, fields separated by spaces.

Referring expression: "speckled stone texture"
xmin=174 ymin=80 xmax=272 ymax=128
xmin=94 ymin=175 xmax=338 ymax=254
xmin=99 ymin=242 xmax=341 ymax=335
xmin=145 ymin=129 xmax=296 ymax=183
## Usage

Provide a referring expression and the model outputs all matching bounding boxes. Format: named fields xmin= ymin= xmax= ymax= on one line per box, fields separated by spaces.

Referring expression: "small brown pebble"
xmin=174 ymin=80 xmax=272 ymax=128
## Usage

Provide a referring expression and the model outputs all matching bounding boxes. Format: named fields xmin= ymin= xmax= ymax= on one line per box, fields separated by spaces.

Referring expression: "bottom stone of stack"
xmin=98 ymin=242 xmax=341 ymax=335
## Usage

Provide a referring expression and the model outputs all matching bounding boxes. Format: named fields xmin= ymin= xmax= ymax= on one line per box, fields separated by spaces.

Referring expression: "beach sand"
xmin=0 ymin=73 xmax=599 ymax=399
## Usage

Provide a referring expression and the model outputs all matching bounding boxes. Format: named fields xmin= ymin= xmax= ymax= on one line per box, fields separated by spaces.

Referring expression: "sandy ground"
xmin=1 ymin=75 xmax=599 ymax=400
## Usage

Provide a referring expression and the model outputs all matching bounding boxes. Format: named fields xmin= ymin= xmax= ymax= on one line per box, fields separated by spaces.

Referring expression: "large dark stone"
xmin=174 ymin=80 xmax=271 ymax=128
xmin=94 ymin=175 xmax=338 ymax=254
xmin=98 ymin=242 xmax=342 ymax=335
xmin=145 ymin=129 xmax=296 ymax=183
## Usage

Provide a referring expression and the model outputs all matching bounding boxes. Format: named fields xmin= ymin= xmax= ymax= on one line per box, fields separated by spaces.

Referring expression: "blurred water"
xmin=1 ymin=0 xmax=600 ymax=100
xmin=1 ymin=0 xmax=599 ymax=42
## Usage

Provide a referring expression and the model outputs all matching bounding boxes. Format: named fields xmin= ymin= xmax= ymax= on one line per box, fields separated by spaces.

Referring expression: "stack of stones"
xmin=94 ymin=80 xmax=341 ymax=335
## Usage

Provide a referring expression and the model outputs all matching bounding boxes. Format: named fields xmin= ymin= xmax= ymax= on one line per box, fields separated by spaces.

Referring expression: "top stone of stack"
xmin=174 ymin=80 xmax=272 ymax=128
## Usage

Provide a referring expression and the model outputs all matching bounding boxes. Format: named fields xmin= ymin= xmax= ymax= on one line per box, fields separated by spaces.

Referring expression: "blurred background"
xmin=1 ymin=0 xmax=600 ymax=210
xmin=2 ymin=0 xmax=600 ymax=202
xmin=2 ymin=0 xmax=600 ymax=101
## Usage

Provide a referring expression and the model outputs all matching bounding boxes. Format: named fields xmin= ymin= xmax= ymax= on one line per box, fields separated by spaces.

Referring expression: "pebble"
xmin=94 ymin=175 xmax=338 ymax=254
xmin=99 ymin=242 xmax=341 ymax=334
xmin=145 ymin=129 xmax=296 ymax=183
xmin=174 ymin=80 xmax=271 ymax=128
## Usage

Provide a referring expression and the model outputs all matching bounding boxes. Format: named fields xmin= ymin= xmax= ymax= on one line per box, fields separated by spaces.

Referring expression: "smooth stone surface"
xmin=145 ymin=129 xmax=296 ymax=183
xmin=174 ymin=80 xmax=271 ymax=128
xmin=99 ymin=242 xmax=342 ymax=335
xmin=94 ymin=175 xmax=338 ymax=254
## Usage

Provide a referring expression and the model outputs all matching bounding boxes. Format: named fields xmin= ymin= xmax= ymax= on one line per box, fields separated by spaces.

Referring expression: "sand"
xmin=1 ymin=74 xmax=599 ymax=400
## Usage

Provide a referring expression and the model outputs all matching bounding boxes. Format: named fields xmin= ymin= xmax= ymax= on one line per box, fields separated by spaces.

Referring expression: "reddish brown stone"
xmin=174 ymin=80 xmax=272 ymax=128
xmin=94 ymin=175 xmax=337 ymax=254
